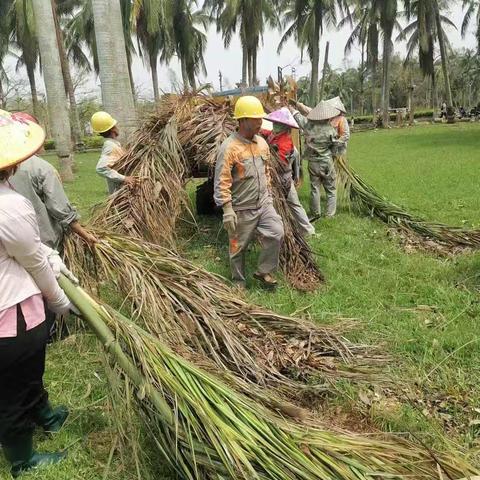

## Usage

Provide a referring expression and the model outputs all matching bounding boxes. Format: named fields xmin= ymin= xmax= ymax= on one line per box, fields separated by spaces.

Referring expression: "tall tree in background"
xmin=204 ymin=0 xmax=279 ymax=87
xmin=169 ymin=0 xmax=208 ymax=89
xmin=92 ymin=0 xmax=137 ymax=141
xmin=31 ymin=0 xmax=74 ymax=181
xmin=462 ymin=0 xmax=480 ymax=53
xmin=279 ymin=0 xmax=347 ymax=106
xmin=0 ymin=1 xmax=12 ymax=108
xmin=340 ymin=0 xmax=380 ymax=115
xmin=135 ymin=0 xmax=168 ymax=102
xmin=10 ymin=0 xmax=41 ymax=119
xmin=400 ymin=0 xmax=455 ymax=113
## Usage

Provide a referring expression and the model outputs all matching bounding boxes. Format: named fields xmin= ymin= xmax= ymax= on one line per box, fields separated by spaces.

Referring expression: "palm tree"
xmin=279 ymin=0 xmax=347 ymax=106
xmin=92 ymin=0 xmax=137 ymax=141
xmin=204 ymin=0 xmax=279 ymax=87
xmin=400 ymin=0 xmax=456 ymax=115
xmin=68 ymin=0 xmax=137 ymax=102
xmin=10 ymin=0 xmax=41 ymax=119
xmin=31 ymin=0 xmax=74 ymax=181
xmin=0 ymin=1 xmax=11 ymax=108
xmin=169 ymin=0 xmax=208 ymax=89
xmin=461 ymin=0 xmax=480 ymax=54
xmin=135 ymin=0 xmax=168 ymax=102
xmin=340 ymin=0 xmax=380 ymax=115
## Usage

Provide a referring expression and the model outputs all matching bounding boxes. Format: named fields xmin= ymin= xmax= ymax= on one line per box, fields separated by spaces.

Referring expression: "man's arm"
xmin=214 ymin=143 xmax=234 ymax=207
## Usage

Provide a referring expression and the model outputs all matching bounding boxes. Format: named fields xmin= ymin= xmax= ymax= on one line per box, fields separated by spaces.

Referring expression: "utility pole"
xmin=277 ymin=66 xmax=283 ymax=84
xmin=219 ymin=71 xmax=223 ymax=92
xmin=291 ymin=67 xmax=296 ymax=81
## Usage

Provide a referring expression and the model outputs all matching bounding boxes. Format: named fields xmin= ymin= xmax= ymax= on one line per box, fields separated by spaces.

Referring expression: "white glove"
xmin=222 ymin=203 xmax=238 ymax=236
xmin=47 ymin=250 xmax=79 ymax=285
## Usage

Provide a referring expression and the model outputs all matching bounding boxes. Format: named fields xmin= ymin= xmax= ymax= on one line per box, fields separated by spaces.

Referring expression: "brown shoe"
xmin=253 ymin=272 xmax=278 ymax=290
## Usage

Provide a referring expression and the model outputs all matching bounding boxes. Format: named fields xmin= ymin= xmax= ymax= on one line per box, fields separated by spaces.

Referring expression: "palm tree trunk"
xmin=127 ymin=53 xmax=137 ymax=106
xmin=180 ymin=58 xmax=188 ymax=90
xmin=319 ymin=41 xmax=330 ymax=101
xmin=434 ymin=1 xmax=454 ymax=122
xmin=371 ymin=64 xmax=377 ymax=119
xmin=309 ymin=9 xmax=321 ymax=106
xmin=150 ymin=53 xmax=160 ymax=103
xmin=51 ymin=0 xmax=84 ymax=153
xmin=247 ymin=49 xmax=253 ymax=87
xmin=241 ymin=42 xmax=247 ymax=87
xmin=252 ymin=46 xmax=258 ymax=86
xmin=26 ymin=62 xmax=40 ymax=120
xmin=92 ymin=0 xmax=137 ymax=142
xmin=0 ymin=78 xmax=5 ymax=109
xmin=31 ymin=0 xmax=74 ymax=181
xmin=381 ymin=30 xmax=393 ymax=127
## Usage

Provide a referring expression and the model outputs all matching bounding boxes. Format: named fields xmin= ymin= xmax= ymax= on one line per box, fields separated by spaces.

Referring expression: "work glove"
xmin=222 ymin=203 xmax=237 ymax=236
xmin=48 ymin=301 xmax=80 ymax=316
xmin=47 ymin=249 xmax=79 ymax=285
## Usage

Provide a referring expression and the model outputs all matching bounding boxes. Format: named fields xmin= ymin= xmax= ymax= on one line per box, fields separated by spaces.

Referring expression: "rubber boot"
xmin=33 ymin=402 xmax=69 ymax=433
xmin=2 ymin=434 xmax=66 ymax=478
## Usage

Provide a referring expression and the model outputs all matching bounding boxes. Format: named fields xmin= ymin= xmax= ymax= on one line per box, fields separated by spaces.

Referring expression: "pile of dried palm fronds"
xmin=337 ymin=156 xmax=480 ymax=249
xmin=65 ymin=229 xmax=381 ymax=410
xmin=95 ymin=93 xmax=322 ymax=290
xmin=61 ymin=276 xmax=479 ymax=480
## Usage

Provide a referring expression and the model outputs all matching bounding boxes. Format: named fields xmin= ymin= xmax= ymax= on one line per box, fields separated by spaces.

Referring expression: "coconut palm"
xmin=92 ymin=0 xmax=137 ymax=141
xmin=9 ymin=0 xmax=41 ymax=119
xmin=399 ymin=0 xmax=456 ymax=115
xmin=461 ymin=0 xmax=480 ymax=54
xmin=31 ymin=0 xmax=74 ymax=181
xmin=0 ymin=2 xmax=11 ymax=108
xmin=204 ymin=0 xmax=280 ymax=87
xmin=279 ymin=0 xmax=348 ymax=106
xmin=135 ymin=0 xmax=168 ymax=102
xmin=340 ymin=0 xmax=380 ymax=114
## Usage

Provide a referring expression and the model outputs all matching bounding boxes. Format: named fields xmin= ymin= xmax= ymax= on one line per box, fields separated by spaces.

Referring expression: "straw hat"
xmin=0 ymin=109 xmax=45 ymax=171
xmin=265 ymin=107 xmax=299 ymax=129
xmin=307 ymin=101 xmax=341 ymax=121
xmin=325 ymin=96 xmax=347 ymax=113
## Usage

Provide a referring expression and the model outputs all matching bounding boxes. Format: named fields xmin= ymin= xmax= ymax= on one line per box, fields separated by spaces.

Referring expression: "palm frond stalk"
xmin=336 ymin=157 xmax=480 ymax=249
xmin=94 ymin=94 xmax=322 ymax=290
xmin=65 ymin=229 xmax=384 ymax=410
xmin=60 ymin=276 xmax=478 ymax=480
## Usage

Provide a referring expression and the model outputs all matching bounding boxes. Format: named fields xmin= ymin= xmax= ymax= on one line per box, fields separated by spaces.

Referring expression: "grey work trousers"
xmin=286 ymin=184 xmax=315 ymax=236
xmin=308 ymin=161 xmax=337 ymax=217
xmin=229 ymin=203 xmax=284 ymax=283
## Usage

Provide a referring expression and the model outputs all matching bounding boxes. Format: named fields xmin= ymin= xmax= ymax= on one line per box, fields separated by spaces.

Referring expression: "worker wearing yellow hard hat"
xmin=0 ymin=110 xmax=78 ymax=477
xmin=214 ymin=96 xmax=284 ymax=290
xmin=91 ymin=111 xmax=137 ymax=194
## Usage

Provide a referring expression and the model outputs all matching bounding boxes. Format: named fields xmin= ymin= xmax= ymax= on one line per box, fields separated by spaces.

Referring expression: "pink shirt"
xmin=0 ymin=294 xmax=45 ymax=337
xmin=0 ymin=183 xmax=69 ymax=336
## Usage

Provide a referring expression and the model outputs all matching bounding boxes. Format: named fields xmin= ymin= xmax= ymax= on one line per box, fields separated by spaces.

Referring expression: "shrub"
xmin=43 ymin=136 xmax=104 ymax=151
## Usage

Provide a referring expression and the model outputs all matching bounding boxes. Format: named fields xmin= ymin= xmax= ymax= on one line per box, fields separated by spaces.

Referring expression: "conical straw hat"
xmin=0 ymin=110 xmax=45 ymax=170
xmin=265 ymin=107 xmax=299 ymax=129
xmin=307 ymin=101 xmax=341 ymax=121
xmin=325 ymin=96 xmax=347 ymax=113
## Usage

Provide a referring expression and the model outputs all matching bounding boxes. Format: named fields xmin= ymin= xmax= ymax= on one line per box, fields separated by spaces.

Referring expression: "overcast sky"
xmin=4 ymin=3 xmax=478 ymax=101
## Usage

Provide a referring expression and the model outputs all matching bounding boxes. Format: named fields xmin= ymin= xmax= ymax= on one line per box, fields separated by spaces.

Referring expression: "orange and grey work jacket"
xmin=214 ymin=132 xmax=272 ymax=211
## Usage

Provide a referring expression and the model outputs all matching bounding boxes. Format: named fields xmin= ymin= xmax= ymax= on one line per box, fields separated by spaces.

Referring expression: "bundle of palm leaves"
xmin=61 ymin=276 xmax=478 ymax=480
xmin=336 ymin=156 xmax=480 ymax=249
xmin=95 ymin=93 xmax=323 ymax=290
xmin=65 ymin=229 xmax=382 ymax=410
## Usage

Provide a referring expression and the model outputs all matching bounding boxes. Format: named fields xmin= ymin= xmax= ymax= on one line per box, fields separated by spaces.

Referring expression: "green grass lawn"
xmin=4 ymin=123 xmax=479 ymax=479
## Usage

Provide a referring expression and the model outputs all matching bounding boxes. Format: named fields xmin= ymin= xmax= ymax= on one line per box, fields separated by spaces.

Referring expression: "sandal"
xmin=253 ymin=272 xmax=278 ymax=290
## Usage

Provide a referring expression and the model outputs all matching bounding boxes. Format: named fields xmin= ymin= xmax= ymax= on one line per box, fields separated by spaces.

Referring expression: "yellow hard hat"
xmin=91 ymin=111 xmax=117 ymax=134
xmin=0 ymin=109 xmax=45 ymax=171
xmin=234 ymin=96 xmax=265 ymax=119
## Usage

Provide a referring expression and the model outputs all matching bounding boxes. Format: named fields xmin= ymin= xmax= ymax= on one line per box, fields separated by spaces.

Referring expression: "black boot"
xmin=3 ymin=434 xmax=66 ymax=478
xmin=33 ymin=402 xmax=69 ymax=433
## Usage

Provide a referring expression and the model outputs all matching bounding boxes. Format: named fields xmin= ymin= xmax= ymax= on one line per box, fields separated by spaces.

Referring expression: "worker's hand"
xmin=294 ymin=178 xmax=302 ymax=189
xmin=222 ymin=203 xmax=237 ymax=236
xmin=81 ymin=230 xmax=99 ymax=247
xmin=47 ymin=250 xmax=79 ymax=285
xmin=124 ymin=176 xmax=137 ymax=188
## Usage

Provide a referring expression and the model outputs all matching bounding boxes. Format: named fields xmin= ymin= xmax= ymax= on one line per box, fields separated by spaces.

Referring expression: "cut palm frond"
xmin=65 ymin=230 xmax=384 ymax=409
xmin=94 ymin=93 xmax=323 ymax=290
xmin=337 ymin=156 xmax=480 ymax=249
xmin=60 ymin=276 xmax=479 ymax=480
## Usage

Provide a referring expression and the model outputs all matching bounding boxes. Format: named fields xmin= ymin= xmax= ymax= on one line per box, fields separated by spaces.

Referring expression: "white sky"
xmin=4 ymin=2 xmax=478 ymax=101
